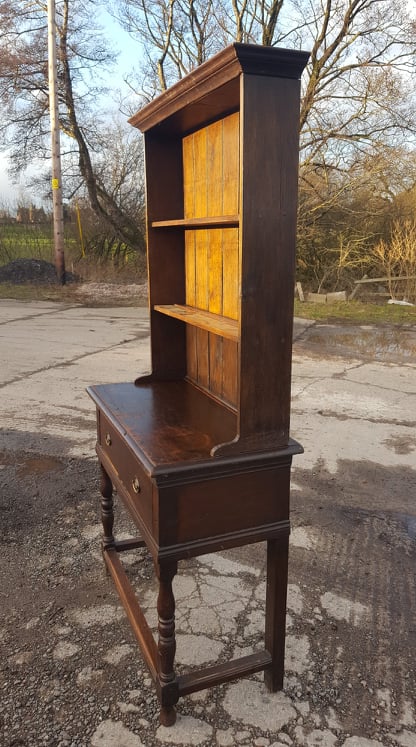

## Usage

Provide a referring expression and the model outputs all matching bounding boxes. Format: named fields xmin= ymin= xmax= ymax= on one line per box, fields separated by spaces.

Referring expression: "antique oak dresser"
xmin=88 ymin=42 xmax=309 ymax=726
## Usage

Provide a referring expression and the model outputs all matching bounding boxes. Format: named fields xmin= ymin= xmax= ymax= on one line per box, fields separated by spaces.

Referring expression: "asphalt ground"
xmin=0 ymin=299 xmax=415 ymax=747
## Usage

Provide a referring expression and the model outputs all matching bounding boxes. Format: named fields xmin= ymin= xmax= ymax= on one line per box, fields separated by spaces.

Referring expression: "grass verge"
xmin=294 ymin=299 xmax=416 ymax=325
xmin=0 ymin=283 xmax=80 ymax=303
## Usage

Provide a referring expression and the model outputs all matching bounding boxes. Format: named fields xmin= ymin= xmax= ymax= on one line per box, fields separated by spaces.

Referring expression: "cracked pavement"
xmin=0 ymin=300 xmax=415 ymax=747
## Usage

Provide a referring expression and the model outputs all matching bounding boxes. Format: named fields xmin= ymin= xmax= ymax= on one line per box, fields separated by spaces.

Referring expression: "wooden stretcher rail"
xmin=178 ymin=650 xmax=272 ymax=696
xmin=114 ymin=537 xmax=146 ymax=552
xmin=103 ymin=547 xmax=158 ymax=681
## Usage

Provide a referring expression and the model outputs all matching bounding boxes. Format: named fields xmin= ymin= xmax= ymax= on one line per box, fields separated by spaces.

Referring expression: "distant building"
xmin=16 ymin=204 xmax=48 ymax=223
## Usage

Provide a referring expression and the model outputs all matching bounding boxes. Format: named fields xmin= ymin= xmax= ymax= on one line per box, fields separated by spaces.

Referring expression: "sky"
xmin=0 ymin=10 xmax=139 ymax=206
xmin=0 ymin=154 xmax=21 ymax=206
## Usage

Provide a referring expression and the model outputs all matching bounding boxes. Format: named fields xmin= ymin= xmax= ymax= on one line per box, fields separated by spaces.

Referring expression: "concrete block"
xmin=307 ymin=292 xmax=327 ymax=303
xmin=327 ymin=291 xmax=347 ymax=302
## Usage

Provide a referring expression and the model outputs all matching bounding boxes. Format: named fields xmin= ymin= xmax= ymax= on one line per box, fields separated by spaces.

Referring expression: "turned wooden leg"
xmin=264 ymin=536 xmax=289 ymax=691
xmin=156 ymin=560 xmax=178 ymax=726
xmin=99 ymin=464 xmax=115 ymax=550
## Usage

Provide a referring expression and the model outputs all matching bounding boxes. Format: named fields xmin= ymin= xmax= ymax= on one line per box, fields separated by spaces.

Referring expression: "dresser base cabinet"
xmin=88 ymin=381 xmax=302 ymax=725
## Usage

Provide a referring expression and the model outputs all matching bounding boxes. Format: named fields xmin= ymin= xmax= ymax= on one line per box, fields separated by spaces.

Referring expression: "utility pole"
xmin=47 ymin=0 xmax=66 ymax=284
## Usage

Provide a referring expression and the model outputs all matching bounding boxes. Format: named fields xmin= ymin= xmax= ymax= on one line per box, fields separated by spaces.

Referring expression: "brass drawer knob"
xmin=132 ymin=477 xmax=141 ymax=494
xmin=105 ymin=433 xmax=112 ymax=446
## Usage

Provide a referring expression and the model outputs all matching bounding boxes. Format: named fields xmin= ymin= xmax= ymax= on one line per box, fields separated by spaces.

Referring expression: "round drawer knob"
xmin=132 ymin=477 xmax=141 ymax=494
xmin=105 ymin=433 xmax=112 ymax=446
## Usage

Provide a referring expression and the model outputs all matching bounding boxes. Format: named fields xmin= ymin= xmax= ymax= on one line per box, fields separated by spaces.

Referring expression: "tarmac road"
xmin=0 ymin=299 xmax=415 ymax=747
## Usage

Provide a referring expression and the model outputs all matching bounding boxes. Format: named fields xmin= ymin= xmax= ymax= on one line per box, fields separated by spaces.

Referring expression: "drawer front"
xmin=98 ymin=412 xmax=153 ymax=533
xmin=158 ymin=465 xmax=291 ymax=547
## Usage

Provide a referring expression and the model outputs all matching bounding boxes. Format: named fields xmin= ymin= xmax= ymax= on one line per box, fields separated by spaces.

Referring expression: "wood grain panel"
xmin=223 ymin=112 xmax=239 ymax=215
xmin=182 ymin=114 xmax=240 ymax=404
xmin=145 ymin=134 xmax=186 ymax=380
xmin=207 ymin=119 xmax=224 ymax=397
xmin=207 ymin=119 xmax=223 ymax=314
xmin=221 ymin=114 xmax=240 ymax=407
xmin=152 ymin=216 xmax=238 ymax=228
xmin=183 ymin=133 xmax=198 ymax=382
xmin=154 ymin=305 xmax=238 ymax=341
xmin=159 ymin=465 xmax=290 ymax=545
xmin=193 ymin=126 xmax=209 ymax=309
xmin=193 ymin=127 xmax=210 ymax=389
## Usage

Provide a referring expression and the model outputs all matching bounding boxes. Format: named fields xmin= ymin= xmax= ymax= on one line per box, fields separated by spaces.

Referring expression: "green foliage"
xmin=294 ymin=299 xmax=416 ymax=325
xmin=0 ymin=223 xmax=55 ymax=265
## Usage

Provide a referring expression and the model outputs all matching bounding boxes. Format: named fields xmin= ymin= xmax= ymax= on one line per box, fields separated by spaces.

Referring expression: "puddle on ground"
xmin=306 ymin=326 xmax=416 ymax=362
xmin=16 ymin=456 xmax=65 ymax=477
xmin=383 ymin=435 xmax=416 ymax=455
xmin=399 ymin=514 xmax=416 ymax=541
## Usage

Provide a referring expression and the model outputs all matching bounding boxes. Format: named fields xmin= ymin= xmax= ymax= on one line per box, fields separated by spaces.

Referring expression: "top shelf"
xmin=152 ymin=216 xmax=239 ymax=229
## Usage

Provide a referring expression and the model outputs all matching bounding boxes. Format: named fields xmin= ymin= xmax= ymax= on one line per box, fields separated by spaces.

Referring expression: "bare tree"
xmin=116 ymin=0 xmax=225 ymax=95
xmin=0 ymin=0 xmax=146 ymax=254
xmin=116 ymin=0 xmax=416 ymax=228
xmin=3 ymin=0 xmax=415 ymax=285
xmin=371 ymin=219 xmax=416 ymax=302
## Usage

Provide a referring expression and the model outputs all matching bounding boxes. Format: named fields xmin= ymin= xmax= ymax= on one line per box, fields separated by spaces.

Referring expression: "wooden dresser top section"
xmin=128 ymin=43 xmax=309 ymax=136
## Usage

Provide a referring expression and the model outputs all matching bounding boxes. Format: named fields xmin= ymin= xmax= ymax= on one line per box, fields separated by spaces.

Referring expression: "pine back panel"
xmin=183 ymin=113 xmax=240 ymax=408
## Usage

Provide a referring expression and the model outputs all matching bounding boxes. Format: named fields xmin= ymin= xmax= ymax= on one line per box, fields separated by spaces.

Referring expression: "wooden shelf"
xmin=154 ymin=304 xmax=238 ymax=342
xmin=152 ymin=216 xmax=239 ymax=229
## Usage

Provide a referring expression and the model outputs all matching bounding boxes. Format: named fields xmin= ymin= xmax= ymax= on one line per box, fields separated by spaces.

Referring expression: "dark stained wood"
xmin=156 ymin=561 xmax=179 ymax=725
xmin=237 ymin=73 xmax=301 ymax=450
xmin=155 ymin=521 xmax=291 ymax=564
xmin=103 ymin=547 xmax=158 ymax=681
xmin=96 ymin=444 xmax=160 ymax=566
xmin=157 ymin=466 xmax=291 ymax=547
xmin=99 ymin=464 xmax=114 ymax=550
xmin=88 ymin=43 xmax=309 ymax=726
xmin=178 ymin=651 xmax=272 ymax=696
xmin=212 ymin=73 xmax=302 ymax=456
xmin=90 ymin=381 xmax=237 ymax=467
xmin=114 ymin=537 xmax=146 ymax=552
xmin=264 ymin=536 xmax=290 ymax=691
xmin=144 ymin=133 xmax=187 ymax=381
xmin=129 ymin=43 xmax=309 ymax=136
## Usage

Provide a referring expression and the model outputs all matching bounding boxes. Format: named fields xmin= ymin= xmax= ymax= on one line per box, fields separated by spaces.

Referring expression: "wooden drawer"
xmin=98 ymin=412 xmax=153 ymax=534
xmin=157 ymin=464 xmax=291 ymax=548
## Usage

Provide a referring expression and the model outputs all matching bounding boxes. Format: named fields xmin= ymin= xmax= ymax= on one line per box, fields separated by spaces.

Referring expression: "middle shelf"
xmin=154 ymin=304 xmax=239 ymax=342
xmin=151 ymin=215 xmax=239 ymax=229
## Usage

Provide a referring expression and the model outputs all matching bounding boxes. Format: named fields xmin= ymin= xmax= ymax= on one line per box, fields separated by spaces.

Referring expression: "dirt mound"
xmin=0 ymin=258 xmax=76 ymax=284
